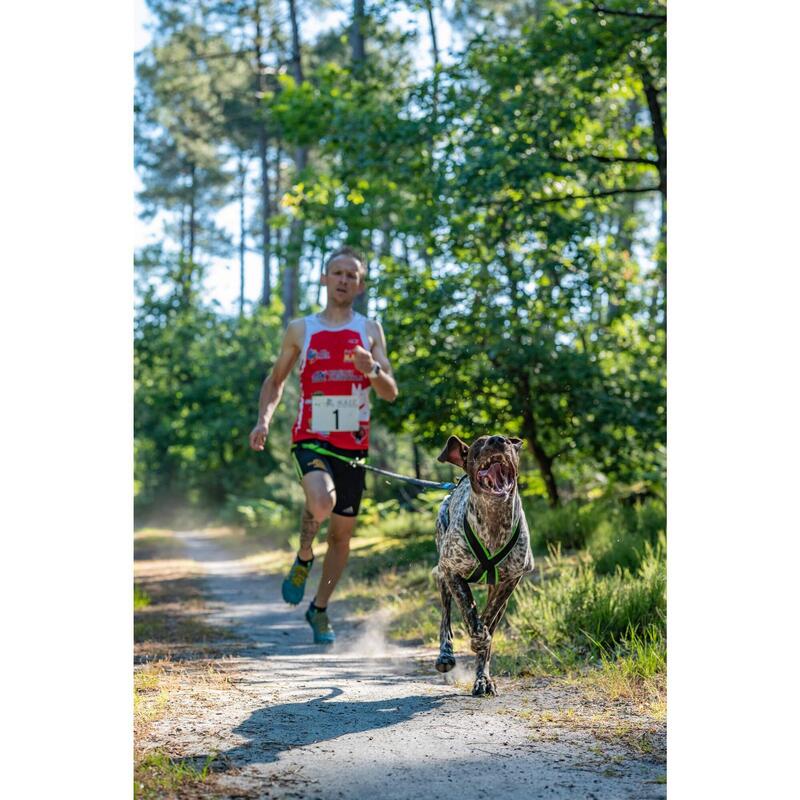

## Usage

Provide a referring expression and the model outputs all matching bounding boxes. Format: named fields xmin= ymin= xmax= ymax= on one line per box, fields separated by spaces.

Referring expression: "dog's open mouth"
xmin=476 ymin=458 xmax=516 ymax=496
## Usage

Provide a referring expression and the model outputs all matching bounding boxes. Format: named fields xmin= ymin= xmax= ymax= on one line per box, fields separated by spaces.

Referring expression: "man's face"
xmin=322 ymin=257 xmax=365 ymax=306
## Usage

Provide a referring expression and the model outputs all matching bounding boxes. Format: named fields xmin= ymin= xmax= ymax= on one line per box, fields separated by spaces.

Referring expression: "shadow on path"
xmin=192 ymin=686 xmax=447 ymax=770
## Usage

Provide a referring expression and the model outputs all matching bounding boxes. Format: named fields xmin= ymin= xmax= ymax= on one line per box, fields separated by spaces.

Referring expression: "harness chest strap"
xmin=463 ymin=510 xmax=522 ymax=585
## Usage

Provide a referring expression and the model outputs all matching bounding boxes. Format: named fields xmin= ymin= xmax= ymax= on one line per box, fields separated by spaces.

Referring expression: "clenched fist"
xmin=352 ymin=344 xmax=376 ymax=375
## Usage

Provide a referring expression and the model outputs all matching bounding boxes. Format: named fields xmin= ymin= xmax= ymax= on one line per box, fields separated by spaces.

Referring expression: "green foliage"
xmin=528 ymin=496 xmax=665 ymax=564
xmin=532 ymin=501 xmax=608 ymax=551
xmin=588 ymin=499 xmax=665 ymax=574
xmin=134 ymin=293 xmax=295 ymax=520
xmin=134 ymin=1 xmax=666 ymax=516
xmin=134 ymin=585 xmax=152 ymax=610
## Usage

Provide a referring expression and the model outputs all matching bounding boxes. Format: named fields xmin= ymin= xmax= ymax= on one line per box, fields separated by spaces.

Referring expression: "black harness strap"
xmin=463 ymin=513 xmax=522 ymax=585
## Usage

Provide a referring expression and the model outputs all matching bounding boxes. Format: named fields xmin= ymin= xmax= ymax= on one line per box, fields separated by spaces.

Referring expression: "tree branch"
xmin=548 ymin=151 xmax=658 ymax=166
xmin=526 ymin=184 xmax=661 ymax=206
xmin=589 ymin=2 xmax=666 ymax=22
xmin=588 ymin=154 xmax=658 ymax=165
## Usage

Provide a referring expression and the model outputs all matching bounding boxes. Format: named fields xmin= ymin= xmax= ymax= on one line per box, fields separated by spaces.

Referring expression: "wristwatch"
xmin=369 ymin=362 xmax=382 ymax=378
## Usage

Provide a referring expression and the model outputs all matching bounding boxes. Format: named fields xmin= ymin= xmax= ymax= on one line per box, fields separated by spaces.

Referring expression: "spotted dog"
xmin=434 ymin=434 xmax=534 ymax=697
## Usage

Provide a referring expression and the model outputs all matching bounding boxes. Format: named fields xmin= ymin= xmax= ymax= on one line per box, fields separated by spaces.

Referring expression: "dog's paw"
xmin=469 ymin=625 xmax=492 ymax=654
xmin=435 ymin=653 xmax=456 ymax=673
xmin=471 ymin=675 xmax=497 ymax=697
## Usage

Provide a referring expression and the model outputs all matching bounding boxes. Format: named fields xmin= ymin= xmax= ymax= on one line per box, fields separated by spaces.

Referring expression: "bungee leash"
xmin=298 ymin=442 xmax=457 ymax=491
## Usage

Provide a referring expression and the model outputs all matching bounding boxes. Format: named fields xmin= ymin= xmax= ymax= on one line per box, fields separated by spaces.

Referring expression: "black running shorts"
xmin=290 ymin=439 xmax=368 ymax=517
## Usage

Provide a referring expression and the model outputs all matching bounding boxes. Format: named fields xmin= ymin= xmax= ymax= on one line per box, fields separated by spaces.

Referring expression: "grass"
xmin=134 ymin=751 xmax=216 ymax=800
xmin=134 ymin=584 xmax=151 ymax=610
xmin=134 ymin=663 xmax=173 ymax=731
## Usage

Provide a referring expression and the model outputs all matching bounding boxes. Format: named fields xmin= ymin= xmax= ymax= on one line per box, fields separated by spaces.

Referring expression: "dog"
xmin=434 ymin=434 xmax=534 ymax=696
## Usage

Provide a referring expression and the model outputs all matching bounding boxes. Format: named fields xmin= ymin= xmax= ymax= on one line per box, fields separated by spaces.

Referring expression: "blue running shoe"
xmin=305 ymin=604 xmax=336 ymax=645
xmin=281 ymin=557 xmax=313 ymax=605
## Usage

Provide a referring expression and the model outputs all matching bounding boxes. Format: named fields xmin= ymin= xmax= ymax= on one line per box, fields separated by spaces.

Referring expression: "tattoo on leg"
xmin=299 ymin=508 xmax=321 ymax=552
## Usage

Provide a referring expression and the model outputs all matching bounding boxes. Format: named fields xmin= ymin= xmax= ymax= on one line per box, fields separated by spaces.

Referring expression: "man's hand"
xmin=352 ymin=344 xmax=375 ymax=375
xmin=249 ymin=422 xmax=269 ymax=451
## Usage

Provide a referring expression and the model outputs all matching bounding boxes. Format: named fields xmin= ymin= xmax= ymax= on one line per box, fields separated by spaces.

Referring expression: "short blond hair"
xmin=325 ymin=246 xmax=366 ymax=279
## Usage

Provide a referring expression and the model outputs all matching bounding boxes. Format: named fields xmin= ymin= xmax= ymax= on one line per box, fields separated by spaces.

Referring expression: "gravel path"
xmin=147 ymin=530 xmax=666 ymax=799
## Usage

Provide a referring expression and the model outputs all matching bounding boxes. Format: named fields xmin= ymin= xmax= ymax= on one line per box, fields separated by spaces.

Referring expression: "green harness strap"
xmin=463 ymin=512 xmax=522 ymax=585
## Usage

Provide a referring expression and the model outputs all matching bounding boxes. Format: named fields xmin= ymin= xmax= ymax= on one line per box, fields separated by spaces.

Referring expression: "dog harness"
xmin=463 ymin=509 xmax=522 ymax=585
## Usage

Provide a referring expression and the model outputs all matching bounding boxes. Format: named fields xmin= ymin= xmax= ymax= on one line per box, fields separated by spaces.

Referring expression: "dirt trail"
xmin=139 ymin=530 xmax=666 ymax=799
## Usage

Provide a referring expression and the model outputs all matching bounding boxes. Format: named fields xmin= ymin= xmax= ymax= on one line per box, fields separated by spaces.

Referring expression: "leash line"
xmin=297 ymin=442 xmax=457 ymax=491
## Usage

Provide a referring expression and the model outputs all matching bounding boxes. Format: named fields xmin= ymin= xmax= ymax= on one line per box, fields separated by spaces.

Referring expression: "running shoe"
xmin=281 ymin=557 xmax=312 ymax=605
xmin=305 ymin=605 xmax=336 ymax=645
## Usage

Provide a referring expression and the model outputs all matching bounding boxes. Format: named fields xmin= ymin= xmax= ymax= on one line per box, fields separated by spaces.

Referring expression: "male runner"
xmin=248 ymin=247 xmax=398 ymax=644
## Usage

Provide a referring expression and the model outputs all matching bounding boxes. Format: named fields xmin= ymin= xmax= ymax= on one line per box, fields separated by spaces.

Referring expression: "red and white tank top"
xmin=291 ymin=312 xmax=372 ymax=450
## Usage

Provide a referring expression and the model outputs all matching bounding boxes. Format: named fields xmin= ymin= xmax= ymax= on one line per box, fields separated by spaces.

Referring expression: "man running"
xmin=248 ymin=247 xmax=398 ymax=644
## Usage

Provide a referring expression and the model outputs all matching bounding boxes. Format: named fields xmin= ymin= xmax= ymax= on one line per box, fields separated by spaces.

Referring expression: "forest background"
xmin=135 ymin=0 xmax=666 ymax=525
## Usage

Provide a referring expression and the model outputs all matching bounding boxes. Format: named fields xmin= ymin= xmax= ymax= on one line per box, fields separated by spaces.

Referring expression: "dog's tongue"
xmin=480 ymin=462 xmax=512 ymax=492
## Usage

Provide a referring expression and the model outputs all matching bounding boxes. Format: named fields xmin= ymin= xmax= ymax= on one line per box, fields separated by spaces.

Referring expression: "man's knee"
xmin=307 ymin=492 xmax=336 ymax=522
xmin=327 ymin=525 xmax=353 ymax=547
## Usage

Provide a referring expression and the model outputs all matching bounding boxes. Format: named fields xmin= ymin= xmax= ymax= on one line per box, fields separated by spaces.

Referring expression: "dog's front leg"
xmin=435 ymin=572 xmax=456 ymax=673
xmin=482 ymin=576 xmax=522 ymax=635
xmin=476 ymin=577 xmax=522 ymax=697
xmin=443 ymin=572 xmax=493 ymax=696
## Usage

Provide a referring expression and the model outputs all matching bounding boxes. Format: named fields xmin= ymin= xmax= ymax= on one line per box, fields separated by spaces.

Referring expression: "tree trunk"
xmin=254 ymin=3 xmax=272 ymax=306
xmin=188 ymin=162 xmax=196 ymax=267
xmin=238 ymin=154 xmax=247 ymax=317
xmin=642 ymin=77 xmax=666 ymax=200
xmin=519 ymin=377 xmax=560 ymax=507
xmin=283 ymin=0 xmax=308 ymax=325
xmin=314 ymin=241 xmax=326 ymax=308
xmin=259 ymin=129 xmax=272 ymax=307
xmin=425 ymin=1 xmax=439 ymax=119
xmin=351 ymin=0 xmax=366 ymax=71
xmin=641 ymin=76 xmax=667 ymax=325
xmin=352 ymin=230 xmax=371 ymax=315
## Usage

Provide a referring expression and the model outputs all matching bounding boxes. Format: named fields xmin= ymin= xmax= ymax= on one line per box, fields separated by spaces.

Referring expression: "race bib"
xmin=311 ymin=395 xmax=359 ymax=432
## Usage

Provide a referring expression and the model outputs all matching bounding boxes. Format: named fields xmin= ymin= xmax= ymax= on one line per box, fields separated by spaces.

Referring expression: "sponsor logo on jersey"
xmin=311 ymin=369 xmax=363 ymax=383
xmin=307 ymin=348 xmax=330 ymax=364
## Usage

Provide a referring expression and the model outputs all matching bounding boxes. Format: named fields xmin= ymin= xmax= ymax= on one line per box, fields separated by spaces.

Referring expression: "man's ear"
xmin=437 ymin=435 xmax=470 ymax=469
xmin=507 ymin=437 xmax=524 ymax=453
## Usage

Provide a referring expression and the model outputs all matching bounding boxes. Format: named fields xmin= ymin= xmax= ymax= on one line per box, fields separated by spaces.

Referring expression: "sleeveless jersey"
xmin=291 ymin=312 xmax=372 ymax=450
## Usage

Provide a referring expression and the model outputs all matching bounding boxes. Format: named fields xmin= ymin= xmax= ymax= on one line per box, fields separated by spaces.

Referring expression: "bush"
xmin=531 ymin=501 xmax=607 ymax=551
xmin=588 ymin=499 xmax=665 ymax=574
xmin=507 ymin=535 xmax=666 ymax=658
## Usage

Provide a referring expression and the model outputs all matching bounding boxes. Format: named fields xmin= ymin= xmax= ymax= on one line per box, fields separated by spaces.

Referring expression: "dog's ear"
xmin=437 ymin=435 xmax=470 ymax=469
xmin=507 ymin=437 xmax=524 ymax=453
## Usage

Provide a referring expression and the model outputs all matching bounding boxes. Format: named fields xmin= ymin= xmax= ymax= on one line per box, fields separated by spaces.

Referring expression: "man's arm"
xmin=352 ymin=320 xmax=398 ymax=402
xmin=249 ymin=319 xmax=303 ymax=451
